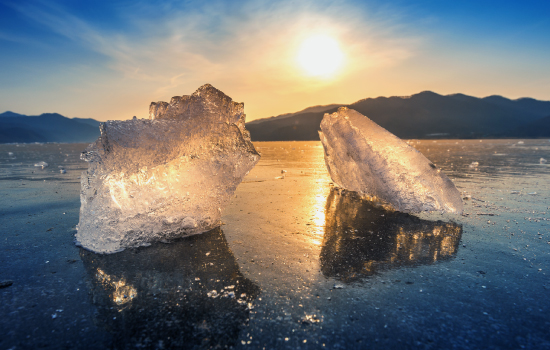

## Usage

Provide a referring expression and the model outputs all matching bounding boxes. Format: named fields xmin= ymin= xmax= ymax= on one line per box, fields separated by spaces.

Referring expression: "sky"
xmin=1 ymin=0 xmax=549 ymax=122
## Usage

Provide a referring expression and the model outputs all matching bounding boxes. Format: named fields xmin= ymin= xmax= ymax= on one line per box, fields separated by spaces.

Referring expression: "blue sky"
xmin=1 ymin=0 xmax=549 ymax=121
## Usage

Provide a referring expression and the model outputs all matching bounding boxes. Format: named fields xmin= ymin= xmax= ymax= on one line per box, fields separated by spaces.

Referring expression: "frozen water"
xmin=540 ymin=157 xmax=547 ymax=164
xmin=319 ymin=107 xmax=463 ymax=213
xmin=76 ymin=84 xmax=260 ymax=253
xmin=34 ymin=161 xmax=48 ymax=168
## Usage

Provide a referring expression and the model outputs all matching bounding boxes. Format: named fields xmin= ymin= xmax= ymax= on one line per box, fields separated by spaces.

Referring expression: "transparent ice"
xmin=34 ymin=161 xmax=48 ymax=168
xmin=319 ymin=107 xmax=463 ymax=213
xmin=76 ymin=84 xmax=260 ymax=253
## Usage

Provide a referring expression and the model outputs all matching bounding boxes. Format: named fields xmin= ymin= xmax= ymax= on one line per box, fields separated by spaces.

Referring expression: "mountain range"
xmin=2 ymin=91 xmax=549 ymax=143
xmin=0 ymin=112 xmax=101 ymax=143
xmin=246 ymin=91 xmax=550 ymax=140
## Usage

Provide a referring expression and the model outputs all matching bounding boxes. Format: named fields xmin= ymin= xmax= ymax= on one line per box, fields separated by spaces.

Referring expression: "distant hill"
xmin=72 ymin=117 xmax=102 ymax=128
xmin=506 ymin=115 xmax=550 ymax=138
xmin=246 ymin=92 xmax=550 ymax=140
xmin=3 ymin=91 xmax=550 ymax=143
xmin=0 ymin=112 xmax=101 ymax=143
xmin=247 ymin=104 xmax=341 ymax=125
xmin=0 ymin=111 xmax=27 ymax=118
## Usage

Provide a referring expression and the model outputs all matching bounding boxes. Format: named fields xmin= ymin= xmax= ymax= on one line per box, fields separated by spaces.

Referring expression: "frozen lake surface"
xmin=1 ymin=140 xmax=549 ymax=349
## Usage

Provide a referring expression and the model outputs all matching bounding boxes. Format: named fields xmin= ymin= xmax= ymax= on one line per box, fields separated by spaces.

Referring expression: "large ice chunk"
xmin=319 ymin=107 xmax=463 ymax=213
xmin=77 ymin=84 xmax=260 ymax=253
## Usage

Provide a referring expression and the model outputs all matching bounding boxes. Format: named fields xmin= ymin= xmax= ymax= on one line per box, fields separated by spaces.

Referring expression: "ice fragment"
xmin=34 ymin=161 xmax=48 ymax=168
xmin=319 ymin=107 xmax=463 ymax=213
xmin=76 ymin=84 xmax=260 ymax=253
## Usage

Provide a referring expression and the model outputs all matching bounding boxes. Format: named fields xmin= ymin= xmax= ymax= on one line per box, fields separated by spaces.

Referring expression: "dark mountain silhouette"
xmin=247 ymin=104 xmax=341 ymax=125
xmin=72 ymin=117 xmax=102 ymax=128
xmin=482 ymin=96 xmax=550 ymax=116
xmin=0 ymin=112 xmax=101 ymax=143
xmin=246 ymin=91 xmax=550 ymax=140
xmin=506 ymin=115 xmax=550 ymax=138
xmin=0 ymin=126 xmax=47 ymax=143
xmin=3 ymin=91 xmax=549 ymax=143
xmin=0 ymin=111 xmax=27 ymax=118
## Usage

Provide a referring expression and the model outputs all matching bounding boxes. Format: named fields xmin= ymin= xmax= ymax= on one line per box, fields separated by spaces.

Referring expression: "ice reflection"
xmin=95 ymin=268 xmax=137 ymax=307
xmin=80 ymin=227 xmax=260 ymax=349
xmin=320 ymin=189 xmax=462 ymax=282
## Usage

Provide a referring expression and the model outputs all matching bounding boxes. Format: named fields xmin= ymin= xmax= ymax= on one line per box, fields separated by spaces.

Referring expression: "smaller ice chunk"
xmin=319 ymin=107 xmax=463 ymax=213
xmin=469 ymin=161 xmax=479 ymax=168
xmin=540 ymin=158 xmax=547 ymax=164
xmin=34 ymin=161 xmax=48 ymax=168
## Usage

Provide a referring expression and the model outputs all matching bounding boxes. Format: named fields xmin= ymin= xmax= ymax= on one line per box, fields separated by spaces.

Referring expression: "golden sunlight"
xmin=297 ymin=35 xmax=344 ymax=77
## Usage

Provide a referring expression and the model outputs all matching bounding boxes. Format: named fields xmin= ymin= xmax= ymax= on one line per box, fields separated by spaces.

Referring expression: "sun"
xmin=297 ymin=35 xmax=344 ymax=77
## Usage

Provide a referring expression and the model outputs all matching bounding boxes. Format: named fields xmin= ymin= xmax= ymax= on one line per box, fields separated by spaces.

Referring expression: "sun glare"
xmin=297 ymin=35 xmax=344 ymax=77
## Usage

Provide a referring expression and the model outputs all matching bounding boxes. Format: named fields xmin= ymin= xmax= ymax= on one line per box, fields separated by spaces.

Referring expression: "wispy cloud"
xmin=2 ymin=0 xmax=424 ymax=119
xmin=10 ymin=0 xmax=421 ymax=88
